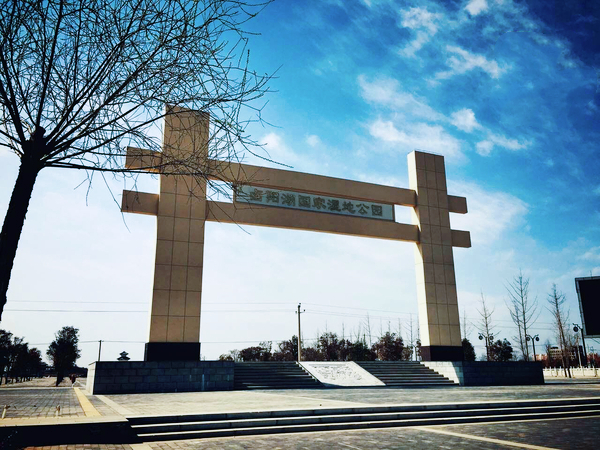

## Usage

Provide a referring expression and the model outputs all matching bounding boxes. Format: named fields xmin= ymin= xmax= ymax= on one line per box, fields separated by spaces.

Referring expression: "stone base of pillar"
xmin=144 ymin=342 xmax=201 ymax=361
xmin=421 ymin=345 xmax=464 ymax=361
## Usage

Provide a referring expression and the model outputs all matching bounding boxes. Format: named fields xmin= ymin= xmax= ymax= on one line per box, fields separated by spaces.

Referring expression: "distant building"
xmin=548 ymin=346 xmax=585 ymax=365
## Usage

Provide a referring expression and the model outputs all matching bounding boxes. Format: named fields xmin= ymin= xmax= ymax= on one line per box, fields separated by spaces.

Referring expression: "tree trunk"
xmin=0 ymin=156 xmax=42 ymax=320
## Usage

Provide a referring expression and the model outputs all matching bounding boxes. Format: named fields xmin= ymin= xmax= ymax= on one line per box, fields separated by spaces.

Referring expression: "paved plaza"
xmin=0 ymin=377 xmax=599 ymax=449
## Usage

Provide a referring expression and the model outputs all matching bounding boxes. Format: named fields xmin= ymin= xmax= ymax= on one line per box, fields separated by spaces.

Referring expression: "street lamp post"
xmin=573 ymin=324 xmax=588 ymax=367
xmin=525 ymin=334 xmax=539 ymax=362
xmin=296 ymin=304 xmax=305 ymax=362
xmin=478 ymin=333 xmax=493 ymax=361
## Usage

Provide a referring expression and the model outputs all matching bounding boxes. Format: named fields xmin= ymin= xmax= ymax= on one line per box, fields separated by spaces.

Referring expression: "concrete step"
xmin=234 ymin=362 xmax=321 ymax=390
xmin=129 ymin=398 xmax=600 ymax=442
xmin=355 ymin=361 xmax=455 ymax=386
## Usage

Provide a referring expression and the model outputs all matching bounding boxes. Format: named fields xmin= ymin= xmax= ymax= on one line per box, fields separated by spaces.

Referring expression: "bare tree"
xmin=405 ymin=315 xmax=417 ymax=361
xmin=476 ymin=292 xmax=496 ymax=361
xmin=547 ymin=284 xmax=571 ymax=377
xmin=461 ymin=307 xmax=474 ymax=341
xmin=363 ymin=313 xmax=373 ymax=347
xmin=543 ymin=339 xmax=553 ymax=367
xmin=0 ymin=0 xmax=272 ymax=319
xmin=505 ymin=271 xmax=539 ymax=360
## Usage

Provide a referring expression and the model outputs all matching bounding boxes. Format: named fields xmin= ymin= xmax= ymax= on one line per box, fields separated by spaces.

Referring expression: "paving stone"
xmin=0 ymin=386 xmax=84 ymax=419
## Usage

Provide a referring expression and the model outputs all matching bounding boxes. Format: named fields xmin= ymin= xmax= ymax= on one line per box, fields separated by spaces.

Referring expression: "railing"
xmin=543 ymin=367 xmax=599 ymax=377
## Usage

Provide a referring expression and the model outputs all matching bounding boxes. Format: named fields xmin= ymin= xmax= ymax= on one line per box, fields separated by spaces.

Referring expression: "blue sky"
xmin=0 ymin=0 xmax=599 ymax=364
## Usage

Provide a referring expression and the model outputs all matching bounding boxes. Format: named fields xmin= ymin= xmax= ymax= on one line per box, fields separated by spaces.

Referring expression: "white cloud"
xmin=489 ymin=133 xmax=527 ymax=150
xmin=449 ymin=180 xmax=529 ymax=246
xmin=400 ymin=7 xmax=440 ymax=33
xmin=465 ymin=0 xmax=488 ymax=16
xmin=369 ymin=119 xmax=464 ymax=159
xmin=545 ymin=158 xmax=555 ymax=167
xmin=400 ymin=31 xmax=431 ymax=58
xmin=358 ymin=75 xmax=444 ymax=121
xmin=476 ymin=133 xmax=529 ymax=156
xmin=358 ymin=76 xmax=528 ymax=159
xmin=476 ymin=140 xmax=494 ymax=156
xmin=450 ymin=108 xmax=481 ymax=132
xmin=437 ymin=46 xmax=507 ymax=80
xmin=398 ymin=7 xmax=442 ymax=57
xmin=260 ymin=132 xmax=302 ymax=167
xmin=306 ymin=135 xmax=322 ymax=148
xmin=580 ymin=246 xmax=600 ymax=261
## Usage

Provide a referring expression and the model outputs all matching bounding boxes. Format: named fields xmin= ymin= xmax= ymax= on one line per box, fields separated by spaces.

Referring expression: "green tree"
xmin=0 ymin=0 xmax=272 ymax=320
xmin=301 ymin=346 xmax=323 ymax=361
xmin=239 ymin=341 xmax=271 ymax=362
xmin=462 ymin=338 xmax=476 ymax=362
xmin=348 ymin=339 xmax=375 ymax=361
xmin=46 ymin=326 xmax=81 ymax=385
xmin=0 ymin=329 xmax=13 ymax=383
xmin=272 ymin=336 xmax=299 ymax=361
xmin=318 ymin=332 xmax=342 ymax=361
xmin=371 ymin=332 xmax=404 ymax=361
xmin=489 ymin=339 xmax=514 ymax=362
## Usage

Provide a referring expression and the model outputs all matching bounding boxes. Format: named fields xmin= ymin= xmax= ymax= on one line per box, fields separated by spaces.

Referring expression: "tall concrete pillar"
xmin=408 ymin=151 xmax=463 ymax=361
xmin=145 ymin=107 xmax=209 ymax=361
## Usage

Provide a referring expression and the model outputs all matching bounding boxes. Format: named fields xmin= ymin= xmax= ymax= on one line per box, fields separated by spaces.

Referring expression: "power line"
xmin=5 ymin=309 xmax=292 ymax=313
xmin=11 ymin=301 xmax=148 ymax=304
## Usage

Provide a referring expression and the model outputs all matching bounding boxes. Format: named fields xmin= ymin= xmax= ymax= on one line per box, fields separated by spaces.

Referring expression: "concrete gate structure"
xmin=122 ymin=107 xmax=471 ymax=362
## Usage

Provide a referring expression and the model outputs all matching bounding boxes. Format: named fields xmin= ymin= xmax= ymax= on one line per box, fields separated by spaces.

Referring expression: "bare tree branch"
xmin=0 ymin=0 xmax=274 ymax=319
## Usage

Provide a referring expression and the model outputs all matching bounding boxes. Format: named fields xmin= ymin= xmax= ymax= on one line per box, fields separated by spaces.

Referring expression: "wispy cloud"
xmin=476 ymin=141 xmax=494 ymax=156
xmin=436 ymin=45 xmax=507 ymax=80
xmin=449 ymin=180 xmax=529 ymax=246
xmin=450 ymin=108 xmax=481 ymax=132
xmin=358 ymin=75 xmax=444 ymax=121
xmin=359 ymin=76 xmax=528 ymax=159
xmin=259 ymin=132 xmax=303 ymax=168
xmin=580 ymin=246 xmax=600 ymax=261
xmin=476 ymin=133 xmax=529 ymax=156
xmin=306 ymin=135 xmax=322 ymax=148
xmin=369 ymin=119 xmax=464 ymax=159
xmin=465 ymin=0 xmax=488 ymax=16
xmin=398 ymin=7 xmax=443 ymax=57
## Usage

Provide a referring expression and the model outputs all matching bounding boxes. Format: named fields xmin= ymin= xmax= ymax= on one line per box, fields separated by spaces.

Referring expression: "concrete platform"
xmin=3 ymin=377 xmax=600 ymax=448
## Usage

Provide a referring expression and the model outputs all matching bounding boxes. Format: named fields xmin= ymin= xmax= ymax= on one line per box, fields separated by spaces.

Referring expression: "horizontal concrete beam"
xmin=451 ymin=230 xmax=471 ymax=248
xmin=125 ymin=147 xmax=163 ymax=172
xmin=206 ymin=201 xmax=420 ymax=242
xmin=448 ymin=195 xmax=467 ymax=214
xmin=208 ymin=160 xmax=417 ymax=207
xmin=122 ymin=150 xmax=468 ymax=215
xmin=121 ymin=190 xmax=159 ymax=215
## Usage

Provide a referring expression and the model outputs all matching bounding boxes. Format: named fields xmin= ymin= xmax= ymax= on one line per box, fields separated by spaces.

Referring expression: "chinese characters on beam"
xmin=235 ymin=185 xmax=394 ymax=222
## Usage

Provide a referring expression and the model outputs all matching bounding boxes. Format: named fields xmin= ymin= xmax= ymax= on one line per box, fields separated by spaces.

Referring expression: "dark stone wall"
xmin=423 ymin=361 xmax=544 ymax=386
xmin=87 ymin=360 xmax=234 ymax=394
xmin=461 ymin=361 xmax=544 ymax=386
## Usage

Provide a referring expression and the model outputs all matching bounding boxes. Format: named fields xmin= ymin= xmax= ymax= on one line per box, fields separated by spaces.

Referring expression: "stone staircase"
xmin=356 ymin=361 xmax=456 ymax=386
xmin=128 ymin=397 xmax=600 ymax=442
xmin=234 ymin=361 xmax=322 ymax=390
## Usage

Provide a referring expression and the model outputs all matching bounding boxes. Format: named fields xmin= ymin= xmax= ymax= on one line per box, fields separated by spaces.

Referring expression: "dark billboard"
xmin=575 ymin=277 xmax=600 ymax=337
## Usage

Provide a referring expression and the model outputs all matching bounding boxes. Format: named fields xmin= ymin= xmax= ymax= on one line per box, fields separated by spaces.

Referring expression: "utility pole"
xmin=98 ymin=340 xmax=102 ymax=361
xmin=296 ymin=304 xmax=305 ymax=362
xmin=573 ymin=324 xmax=588 ymax=367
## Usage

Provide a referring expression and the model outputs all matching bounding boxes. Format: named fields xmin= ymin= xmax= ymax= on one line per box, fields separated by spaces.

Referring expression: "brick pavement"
xmin=24 ymin=446 xmax=134 ymax=450
xmin=0 ymin=387 xmax=84 ymax=419
xmin=100 ymin=382 xmax=600 ymax=418
xmin=5 ymin=377 xmax=600 ymax=449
